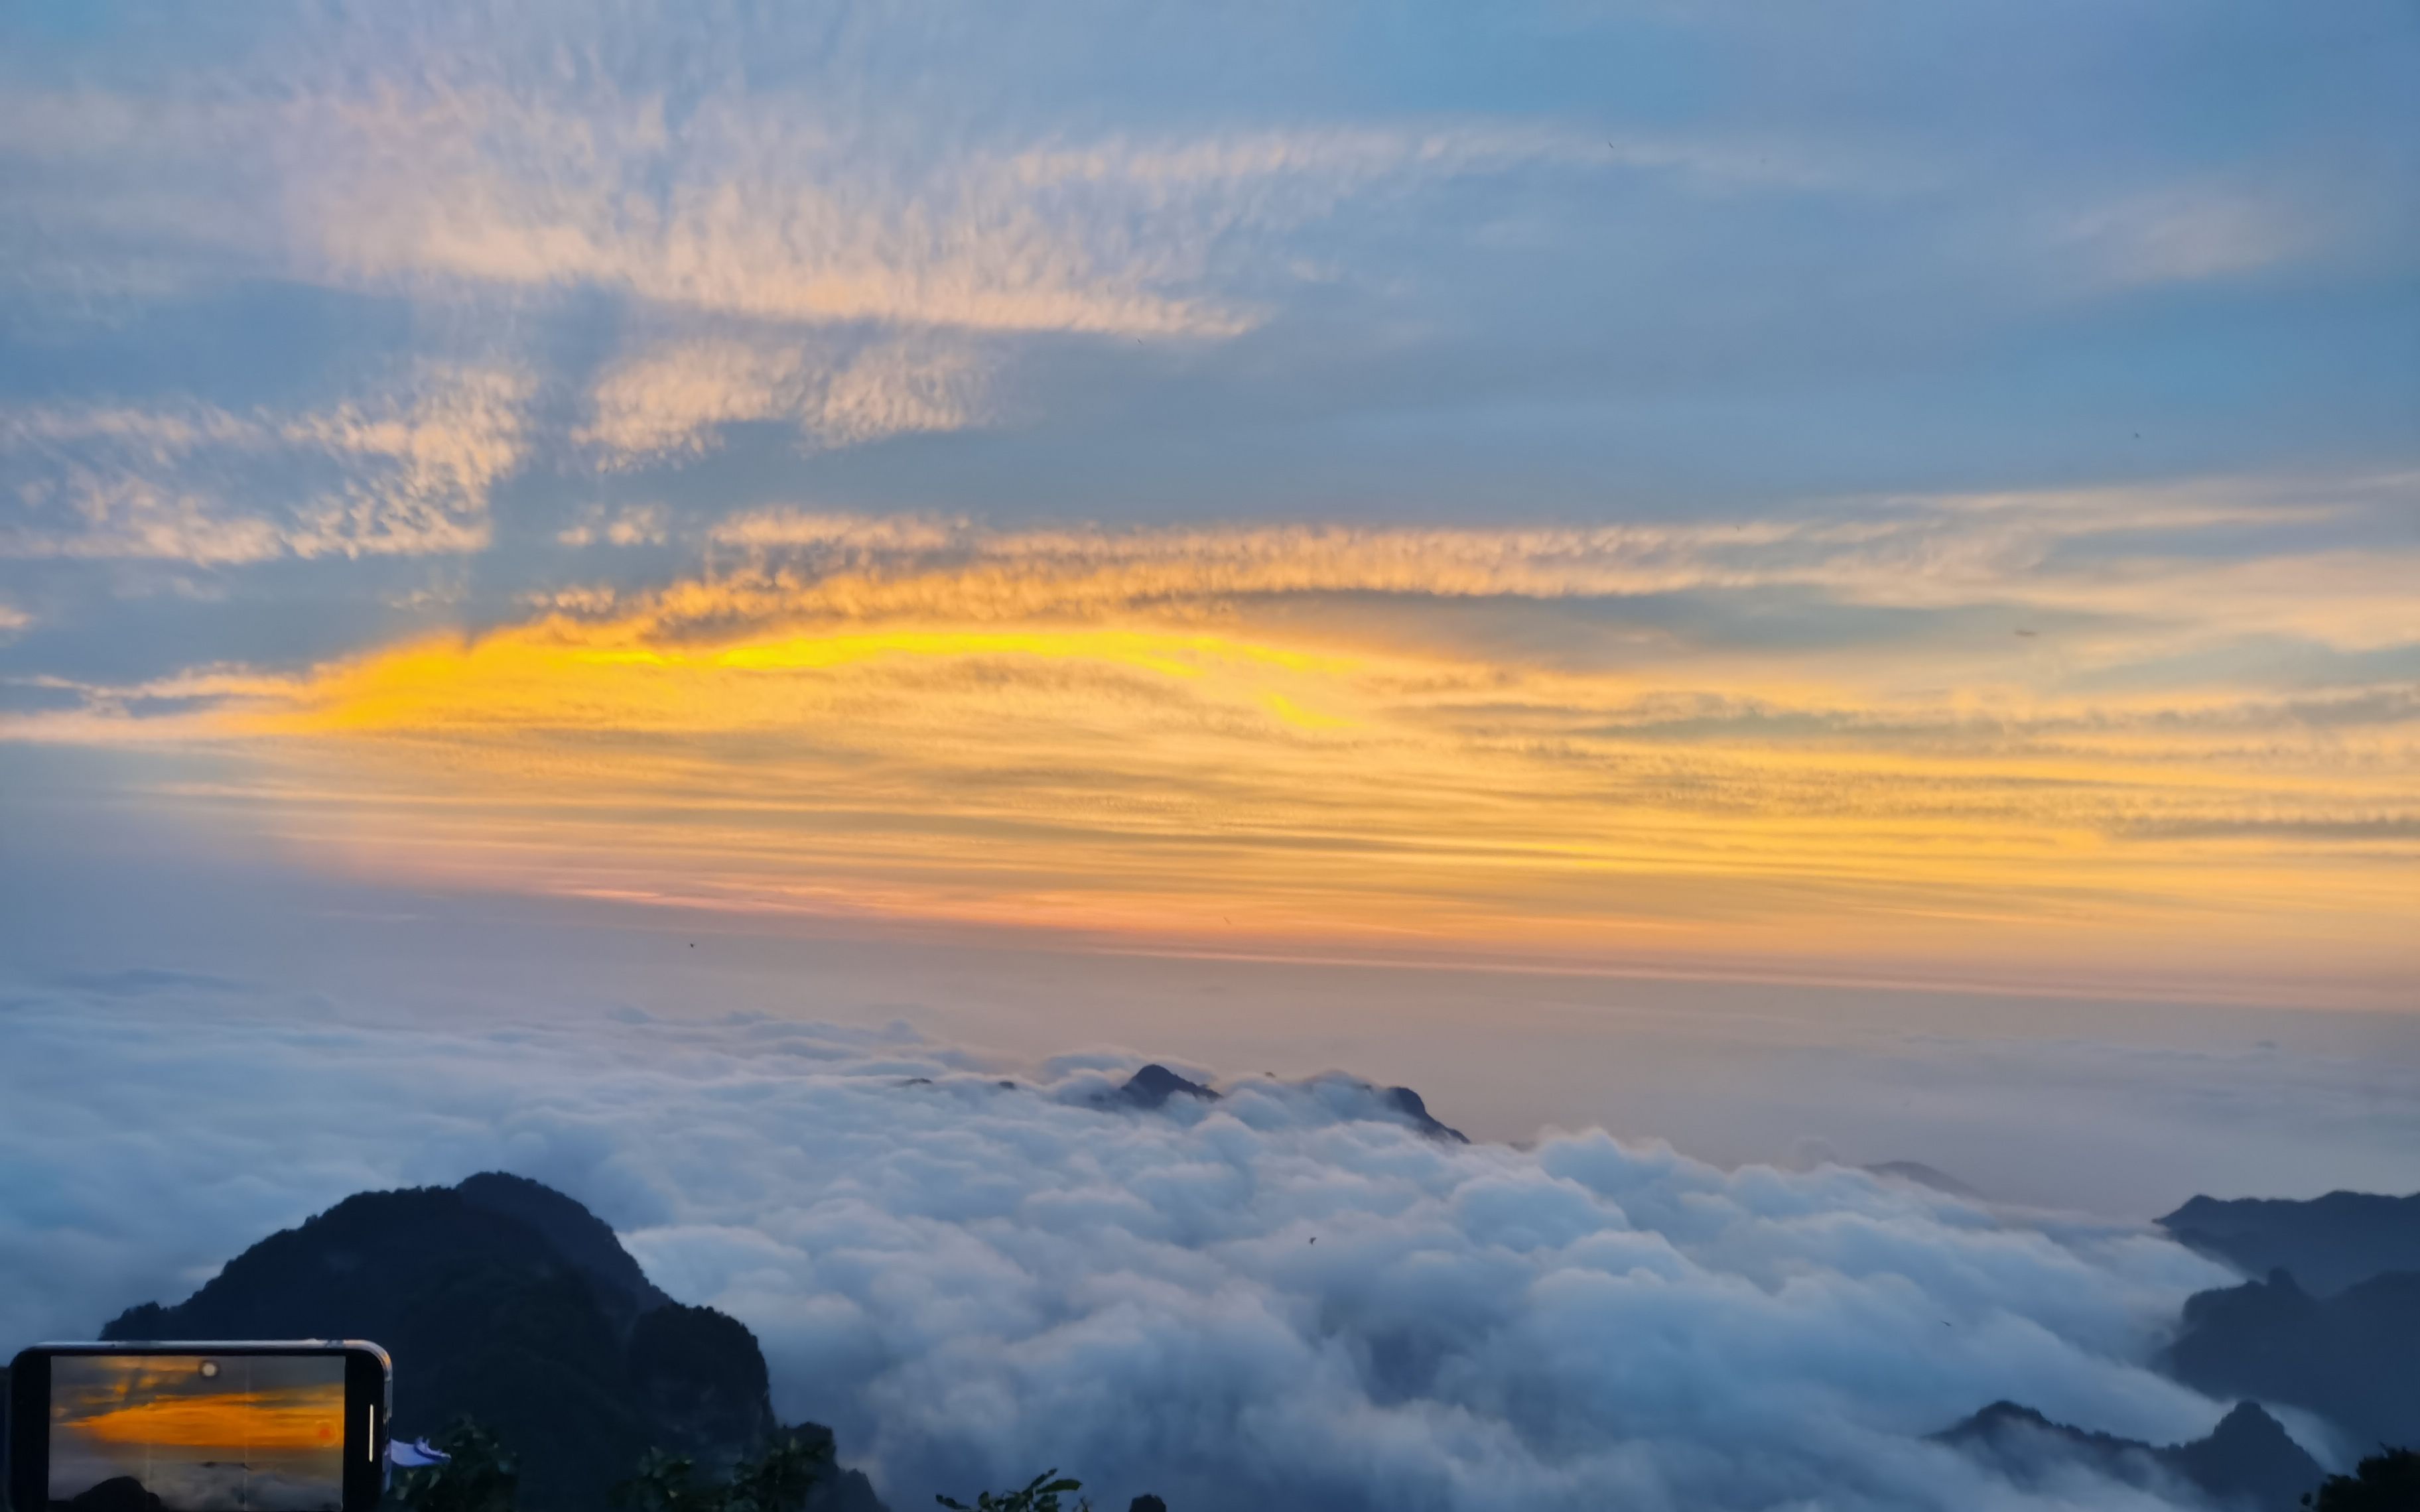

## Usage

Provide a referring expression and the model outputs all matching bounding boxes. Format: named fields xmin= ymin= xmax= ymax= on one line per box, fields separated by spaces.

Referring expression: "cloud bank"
xmin=0 ymin=983 xmax=2252 ymax=1510
xmin=10 ymin=485 xmax=2411 ymax=1004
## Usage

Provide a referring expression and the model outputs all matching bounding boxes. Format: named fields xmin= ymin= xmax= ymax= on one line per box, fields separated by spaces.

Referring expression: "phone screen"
xmin=45 ymin=1353 xmax=349 ymax=1512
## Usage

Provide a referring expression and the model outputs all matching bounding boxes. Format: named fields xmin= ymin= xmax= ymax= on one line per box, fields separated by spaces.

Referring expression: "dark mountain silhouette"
xmin=98 ymin=1174 xmax=885 ymax=1512
xmin=62 ymin=1475 xmax=166 ymax=1512
xmin=457 ymin=1171 xmax=674 ymax=1330
xmin=1936 ymin=1399 xmax=2323 ymax=1511
xmin=1379 ymin=1085 xmax=1467 ymax=1144
xmin=2165 ymin=1403 xmax=2332 ymax=1511
xmin=1109 ymin=1064 xmax=1219 ymax=1110
xmin=1101 ymin=1065 xmax=1467 ymax=1142
xmin=2158 ymin=1190 xmax=2420 ymax=1295
xmin=2165 ymin=1268 xmax=2420 ymax=1452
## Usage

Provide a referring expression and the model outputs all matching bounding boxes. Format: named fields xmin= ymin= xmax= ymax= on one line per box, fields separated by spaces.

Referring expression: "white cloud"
xmin=0 ymin=367 xmax=529 ymax=563
xmin=805 ymin=337 xmax=988 ymax=451
xmin=579 ymin=338 xmax=808 ymax=462
xmin=2 ymin=5 xmax=1897 ymax=342
xmin=4 ymin=475 xmax=288 ymax=566
xmin=0 ymin=983 xmax=2254 ymax=1511
xmin=2062 ymin=186 xmax=2320 ymax=288
xmin=577 ymin=333 xmax=993 ymax=464
xmin=641 ymin=475 xmax=2420 ymax=653
xmin=558 ymin=505 xmax=672 ymax=548
xmin=283 ymin=85 xmax=1258 ymax=339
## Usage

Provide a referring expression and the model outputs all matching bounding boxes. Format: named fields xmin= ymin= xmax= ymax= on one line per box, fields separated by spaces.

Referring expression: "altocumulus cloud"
xmin=0 ymin=984 xmax=2241 ymax=1511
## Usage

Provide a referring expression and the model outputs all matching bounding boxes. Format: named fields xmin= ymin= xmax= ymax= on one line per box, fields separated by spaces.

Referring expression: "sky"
xmin=46 ymin=1353 xmax=346 ymax=1510
xmin=3 ymin=4 xmax=2418 ymax=1503
xmin=1 ymin=0 xmax=2414 ymax=1005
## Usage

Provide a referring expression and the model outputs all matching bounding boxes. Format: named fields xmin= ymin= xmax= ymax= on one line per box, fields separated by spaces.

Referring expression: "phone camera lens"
xmin=199 ymin=1360 xmax=220 ymax=1379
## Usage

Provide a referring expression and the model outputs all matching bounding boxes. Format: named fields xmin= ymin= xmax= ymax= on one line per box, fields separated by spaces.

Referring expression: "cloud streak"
xmin=7 ymin=486 xmax=2411 ymax=1002
xmin=578 ymin=332 xmax=994 ymax=464
xmin=0 ymin=368 xmax=531 ymax=563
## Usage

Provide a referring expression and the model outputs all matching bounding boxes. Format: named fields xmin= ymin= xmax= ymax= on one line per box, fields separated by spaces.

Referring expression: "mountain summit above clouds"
xmin=1940 ymin=1183 xmax=2420 ymax=1508
xmin=99 ymin=1174 xmax=885 ymax=1512
xmin=1935 ymin=1399 xmax=2321 ymax=1512
xmin=2158 ymin=1190 xmax=2420 ymax=1296
xmin=1097 ymin=1062 xmax=1469 ymax=1142
xmin=2165 ymin=1268 xmax=2420 ymax=1454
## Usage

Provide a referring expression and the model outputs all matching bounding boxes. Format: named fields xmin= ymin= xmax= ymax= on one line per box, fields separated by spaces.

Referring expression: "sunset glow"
xmin=3 ymin=5 xmax=2417 ymax=1505
xmin=14 ymin=499 xmax=2404 ymax=1003
xmin=64 ymin=1391 xmax=342 ymax=1453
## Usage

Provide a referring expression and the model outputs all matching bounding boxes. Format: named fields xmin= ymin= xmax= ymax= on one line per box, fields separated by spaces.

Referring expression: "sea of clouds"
xmin=1 ymin=977 xmax=2256 ymax=1510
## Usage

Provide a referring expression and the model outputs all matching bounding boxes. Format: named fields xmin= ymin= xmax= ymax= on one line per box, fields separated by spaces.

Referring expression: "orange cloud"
xmin=8 ymin=504 xmax=2415 ymax=1003
xmin=64 ymin=1389 xmax=344 ymax=1454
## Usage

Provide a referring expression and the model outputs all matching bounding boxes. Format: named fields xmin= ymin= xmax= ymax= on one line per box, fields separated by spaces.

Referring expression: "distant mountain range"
xmin=1099 ymin=1063 xmax=1471 ymax=1142
xmin=2158 ymin=1190 xmax=2420 ymax=1296
xmin=2165 ymin=1269 xmax=2420 ymax=1453
xmin=96 ymin=1172 xmax=884 ymax=1512
xmin=1936 ymin=1400 xmax=2322 ymax=1512
xmin=1940 ymin=1185 xmax=2420 ymax=1507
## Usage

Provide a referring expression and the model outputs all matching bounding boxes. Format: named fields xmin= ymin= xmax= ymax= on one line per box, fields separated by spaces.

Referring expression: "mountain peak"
xmin=2157 ymin=1188 xmax=2420 ymax=1295
xmin=2206 ymin=1401 xmax=2294 ymax=1445
xmin=2169 ymin=1402 xmax=2323 ymax=1512
xmin=1382 ymin=1085 xmax=1468 ymax=1144
xmin=457 ymin=1170 xmax=673 ymax=1328
xmin=1115 ymin=1063 xmax=1221 ymax=1110
xmin=95 ymin=1175 xmax=883 ymax=1512
xmin=1938 ymin=1397 xmax=2322 ymax=1512
xmin=2169 ymin=1266 xmax=2420 ymax=1456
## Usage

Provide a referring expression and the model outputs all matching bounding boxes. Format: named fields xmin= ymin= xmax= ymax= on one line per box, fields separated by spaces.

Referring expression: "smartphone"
xmin=8 ymin=1343 xmax=391 ymax=1512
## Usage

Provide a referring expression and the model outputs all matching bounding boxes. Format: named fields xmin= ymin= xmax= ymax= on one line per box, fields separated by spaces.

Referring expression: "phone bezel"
xmin=7 ymin=1342 xmax=391 ymax=1512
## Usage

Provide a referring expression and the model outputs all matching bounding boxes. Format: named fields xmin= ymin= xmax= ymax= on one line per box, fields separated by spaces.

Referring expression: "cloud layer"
xmin=0 ymin=982 xmax=2252 ymax=1511
xmin=11 ymin=487 xmax=2413 ymax=1002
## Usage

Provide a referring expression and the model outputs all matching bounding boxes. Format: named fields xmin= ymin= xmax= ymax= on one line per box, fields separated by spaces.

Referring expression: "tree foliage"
xmin=393 ymin=1418 xmax=837 ymax=1512
xmin=726 ymin=1430 xmax=840 ymax=1512
xmin=391 ymin=1420 xmax=520 ymax=1512
xmin=2301 ymin=1446 xmax=2420 ymax=1511
xmin=934 ymin=1468 xmax=1089 ymax=1511
xmin=614 ymin=1430 xmax=837 ymax=1512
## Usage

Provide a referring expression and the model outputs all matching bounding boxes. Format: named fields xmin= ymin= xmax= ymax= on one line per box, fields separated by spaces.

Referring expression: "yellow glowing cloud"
xmin=11 ymin=503 xmax=2417 ymax=1003
xmin=64 ymin=1390 xmax=344 ymax=1453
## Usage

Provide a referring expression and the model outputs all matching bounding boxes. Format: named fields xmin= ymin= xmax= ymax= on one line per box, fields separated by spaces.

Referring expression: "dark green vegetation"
xmin=933 ymin=1470 xmax=1085 ymax=1511
xmin=2301 ymin=1448 xmax=2420 ymax=1511
xmin=391 ymin=1422 xmax=521 ymax=1512
xmin=98 ymin=1174 xmax=882 ymax=1512
xmin=929 ymin=1475 xmax=1178 ymax=1512
xmin=390 ymin=1418 xmax=842 ymax=1512
xmin=613 ymin=1429 xmax=838 ymax=1512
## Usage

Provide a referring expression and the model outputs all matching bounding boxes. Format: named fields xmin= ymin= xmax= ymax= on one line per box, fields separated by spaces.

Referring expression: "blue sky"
xmin=1 ymin=0 xmax=2415 ymax=1005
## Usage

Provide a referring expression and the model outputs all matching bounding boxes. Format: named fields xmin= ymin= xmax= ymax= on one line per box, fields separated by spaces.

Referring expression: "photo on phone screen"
xmin=46 ymin=1353 xmax=348 ymax=1512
